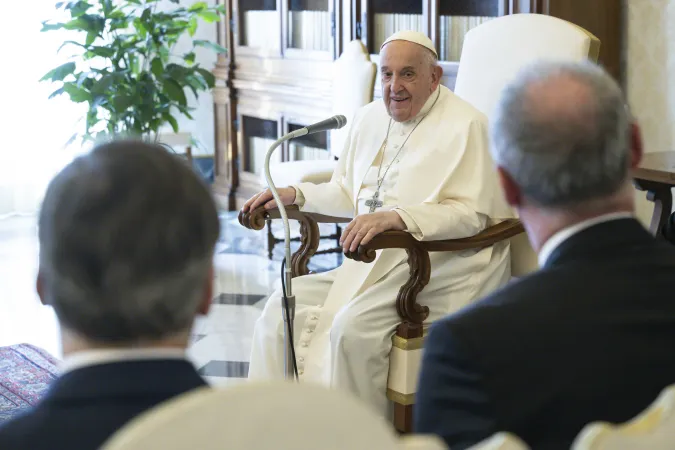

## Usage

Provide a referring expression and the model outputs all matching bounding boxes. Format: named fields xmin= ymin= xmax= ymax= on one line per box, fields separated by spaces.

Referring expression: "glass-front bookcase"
xmin=432 ymin=0 xmax=507 ymax=62
xmin=286 ymin=122 xmax=331 ymax=162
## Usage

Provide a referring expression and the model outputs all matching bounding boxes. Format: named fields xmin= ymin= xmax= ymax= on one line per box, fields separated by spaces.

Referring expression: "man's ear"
xmin=36 ymin=270 xmax=47 ymax=306
xmin=431 ymin=65 xmax=443 ymax=91
xmin=197 ymin=264 xmax=214 ymax=316
xmin=629 ymin=122 xmax=643 ymax=169
xmin=497 ymin=167 xmax=522 ymax=207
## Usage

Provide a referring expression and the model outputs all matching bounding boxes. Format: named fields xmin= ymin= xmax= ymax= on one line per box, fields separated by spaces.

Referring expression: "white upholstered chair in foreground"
xmin=468 ymin=432 xmax=530 ymax=450
xmin=571 ymin=384 xmax=675 ymax=450
xmin=263 ymin=40 xmax=376 ymax=260
xmin=100 ymin=381 xmax=448 ymax=450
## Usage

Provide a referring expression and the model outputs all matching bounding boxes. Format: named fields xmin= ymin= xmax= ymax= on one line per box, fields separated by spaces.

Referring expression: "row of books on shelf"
xmin=438 ymin=15 xmax=494 ymax=61
xmin=289 ymin=11 xmax=332 ymax=52
xmin=246 ymin=138 xmax=329 ymax=175
xmin=373 ymin=13 xmax=425 ymax=51
xmin=243 ymin=11 xmax=279 ymax=49
xmin=242 ymin=10 xmax=493 ymax=59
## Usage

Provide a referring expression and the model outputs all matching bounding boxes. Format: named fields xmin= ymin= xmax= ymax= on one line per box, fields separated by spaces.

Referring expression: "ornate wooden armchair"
xmin=240 ymin=13 xmax=600 ymax=433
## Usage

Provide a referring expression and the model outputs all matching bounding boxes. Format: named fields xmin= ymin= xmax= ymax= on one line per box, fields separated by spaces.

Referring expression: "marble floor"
xmin=0 ymin=212 xmax=342 ymax=387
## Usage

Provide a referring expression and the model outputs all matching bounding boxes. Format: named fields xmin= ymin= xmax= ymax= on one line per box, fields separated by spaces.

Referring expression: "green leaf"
xmin=196 ymin=67 xmax=215 ymax=88
xmin=58 ymin=40 xmax=85 ymax=53
xmin=188 ymin=1 xmax=208 ymax=12
xmin=141 ymin=7 xmax=152 ymax=23
xmin=63 ymin=83 xmax=91 ymax=103
xmin=41 ymin=21 xmax=65 ymax=32
xmin=91 ymin=74 xmax=116 ymax=95
xmin=40 ymin=62 xmax=77 ymax=82
xmin=188 ymin=16 xmax=198 ymax=36
xmin=151 ymin=57 xmax=164 ymax=78
xmin=48 ymin=87 xmax=65 ymax=99
xmin=133 ymin=18 xmax=147 ymax=38
xmin=113 ymin=95 xmax=133 ymax=112
xmin=183 ymin=52 xmax=196 ymax=65
xmin=163 ymin=113 xmax=179 ymax=133
xmin=163 ymin=79 xmax=187 ymax=107
xmin=69 ymin=1 xmax=91 ymax=17
xmin=89 ymin=46 xmax=115 ymax=58
xmin=193 ymin=39 xmax=227 ymax=54
xmin=198 ymin=10 xmax=220 ymax=23
xmin=86 ymin=31 xmax=98 ymax=45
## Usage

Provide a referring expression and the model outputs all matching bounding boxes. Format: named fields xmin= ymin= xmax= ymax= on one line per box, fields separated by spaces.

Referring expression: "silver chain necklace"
xmin=365 ymin=89 xmax=441 ymax=213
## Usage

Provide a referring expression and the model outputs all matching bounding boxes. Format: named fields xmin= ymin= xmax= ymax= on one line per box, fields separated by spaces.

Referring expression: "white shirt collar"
xmin=538 ymin=212 xmax=635 ymax=267
xmin=59 ymin=347 xmax=187 ymax=375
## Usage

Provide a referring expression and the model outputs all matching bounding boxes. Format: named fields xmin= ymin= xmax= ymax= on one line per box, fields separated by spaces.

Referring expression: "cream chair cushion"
xmin=571 ymin=384 xmax=675 ymax=450
xmin=453 ymin=13 xmax=601 ymax=278
xmin=268 ymin=159 xmax=337 ymax=187
xmin=101 ymin=381 xmax=447 ymax=450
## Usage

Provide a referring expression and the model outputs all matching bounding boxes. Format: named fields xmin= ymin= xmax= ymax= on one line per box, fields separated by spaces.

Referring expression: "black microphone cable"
xmin=280 ymin=258 xmax=299 ymax=380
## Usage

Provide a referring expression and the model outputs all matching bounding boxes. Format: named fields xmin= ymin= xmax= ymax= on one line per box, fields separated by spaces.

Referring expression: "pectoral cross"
xmin=365 ymin=189 xmax=383 ymax=213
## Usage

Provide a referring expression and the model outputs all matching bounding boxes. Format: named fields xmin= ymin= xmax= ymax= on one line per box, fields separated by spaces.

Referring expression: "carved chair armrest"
xmin=238 ymin=206 xmax=351 ymax=277
xmin=342 ymin=219 xmax=525 ymax=335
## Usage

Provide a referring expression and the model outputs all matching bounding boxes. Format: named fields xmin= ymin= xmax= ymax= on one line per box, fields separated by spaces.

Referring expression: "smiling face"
xmin=379 ymin=40 xmax=442 ymax=122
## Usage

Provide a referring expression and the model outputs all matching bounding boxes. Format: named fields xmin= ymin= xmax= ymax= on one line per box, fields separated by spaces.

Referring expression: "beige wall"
xmin=626 ymin=0 xmax=675 ymax=223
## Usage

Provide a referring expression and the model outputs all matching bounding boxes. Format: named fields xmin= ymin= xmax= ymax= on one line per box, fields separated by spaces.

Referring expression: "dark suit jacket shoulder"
xmin=415 ymin=219 xmax=675 ymax=449
xmin=0 ymin=359 xmax=207 ymax=450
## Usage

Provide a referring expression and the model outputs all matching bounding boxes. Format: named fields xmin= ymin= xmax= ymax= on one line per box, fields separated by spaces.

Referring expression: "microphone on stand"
xmin=263 ymin=115 xmax=347 ymax=381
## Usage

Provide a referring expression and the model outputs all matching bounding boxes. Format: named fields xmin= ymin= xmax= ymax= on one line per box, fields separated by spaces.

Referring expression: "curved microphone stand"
xmin=263 ymin=116 xmax=347 ymax=381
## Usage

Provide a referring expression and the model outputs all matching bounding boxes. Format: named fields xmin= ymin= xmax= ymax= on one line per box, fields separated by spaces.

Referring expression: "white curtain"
xmin=0 ymin=1 xmax=86 ymax=218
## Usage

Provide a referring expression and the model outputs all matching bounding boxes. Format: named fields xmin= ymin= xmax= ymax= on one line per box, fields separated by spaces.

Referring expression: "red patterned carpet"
xmin=0 ymin=344 xmax=59 ymax=423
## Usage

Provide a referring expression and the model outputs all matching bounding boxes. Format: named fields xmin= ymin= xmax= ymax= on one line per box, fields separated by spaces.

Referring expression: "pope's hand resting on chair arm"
xmin=242 ymin=187 xmax=297 ymax=213
xmin=340 ymin=211 xmax=407 ymax=252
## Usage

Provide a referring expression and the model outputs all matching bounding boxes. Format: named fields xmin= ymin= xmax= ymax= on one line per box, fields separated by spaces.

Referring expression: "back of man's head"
xmin=489 ymin=60 xmax=635 ymax=212
xmin=38 ymin=140 xmax=220 ymax=345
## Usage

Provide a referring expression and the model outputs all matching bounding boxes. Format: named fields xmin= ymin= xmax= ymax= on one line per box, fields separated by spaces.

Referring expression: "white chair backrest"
xmin=468 ymin=432 xmax=530 ymax=450
xmin=453 ymin=13 xmax=601 ymax=277
xmin=330 ymin=40 xmax=377 ymax=158
xmin=571 ymin=384 xmax=675 ymax=450
xmin=101 ymin=381 xmax=444 ymax=450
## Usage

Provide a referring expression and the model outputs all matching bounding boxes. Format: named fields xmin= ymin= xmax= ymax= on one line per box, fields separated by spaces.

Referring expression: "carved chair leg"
xmin=289 ymin=213 xmax=320 ymax=277
xmin=393 ymin=403 xmax=414 ymax=434
xmin=266 ymin=219 xmax=274 ymax=260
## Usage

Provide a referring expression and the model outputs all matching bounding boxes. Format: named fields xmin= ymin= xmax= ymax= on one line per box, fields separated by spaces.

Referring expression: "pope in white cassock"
xmin=242 ymin=31 xmax=515 ymax=416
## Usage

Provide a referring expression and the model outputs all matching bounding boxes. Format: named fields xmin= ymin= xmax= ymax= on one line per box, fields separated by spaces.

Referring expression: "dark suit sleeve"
xmin=414 ymin=320 xmax=496 ymax=450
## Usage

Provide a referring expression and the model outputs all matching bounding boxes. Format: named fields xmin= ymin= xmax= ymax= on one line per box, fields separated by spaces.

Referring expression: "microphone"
xmin=289 ymin=115 xmax=347 ymax=138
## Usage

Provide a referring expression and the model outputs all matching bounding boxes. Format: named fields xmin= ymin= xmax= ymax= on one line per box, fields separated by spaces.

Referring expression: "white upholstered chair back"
xmin=571 ymin=384 xmax=675 ymax=450
xmin=468 ymin=432 xmax=530 ymax=450
xmin=453 ymin=13 xmax=601 ymax=277
xmin=101 ymin=381 xmax=447 ymax=450
xmin=330 ymin=40 xmax=377 ymax=158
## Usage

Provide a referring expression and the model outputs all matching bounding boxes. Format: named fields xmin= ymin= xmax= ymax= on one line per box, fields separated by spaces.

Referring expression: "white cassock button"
xmin=310 ymin=315 xmax=318 ymax=321
xmin=301 ymin=341 xmax=309 ymax=347
xmin=298 ymin=357 xmax=304 ymax=362
xmin=307 ymin=329 xmax=314 ymax=333
xmin=299 ymin=370 xmax=304 ymax=375
xmin=393 ymin=144 xmax=400 ymax=149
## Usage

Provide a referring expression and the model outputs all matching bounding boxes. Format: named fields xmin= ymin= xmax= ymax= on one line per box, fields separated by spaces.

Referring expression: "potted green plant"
xmin=40 ymin=0 xmax=227 ymax=146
